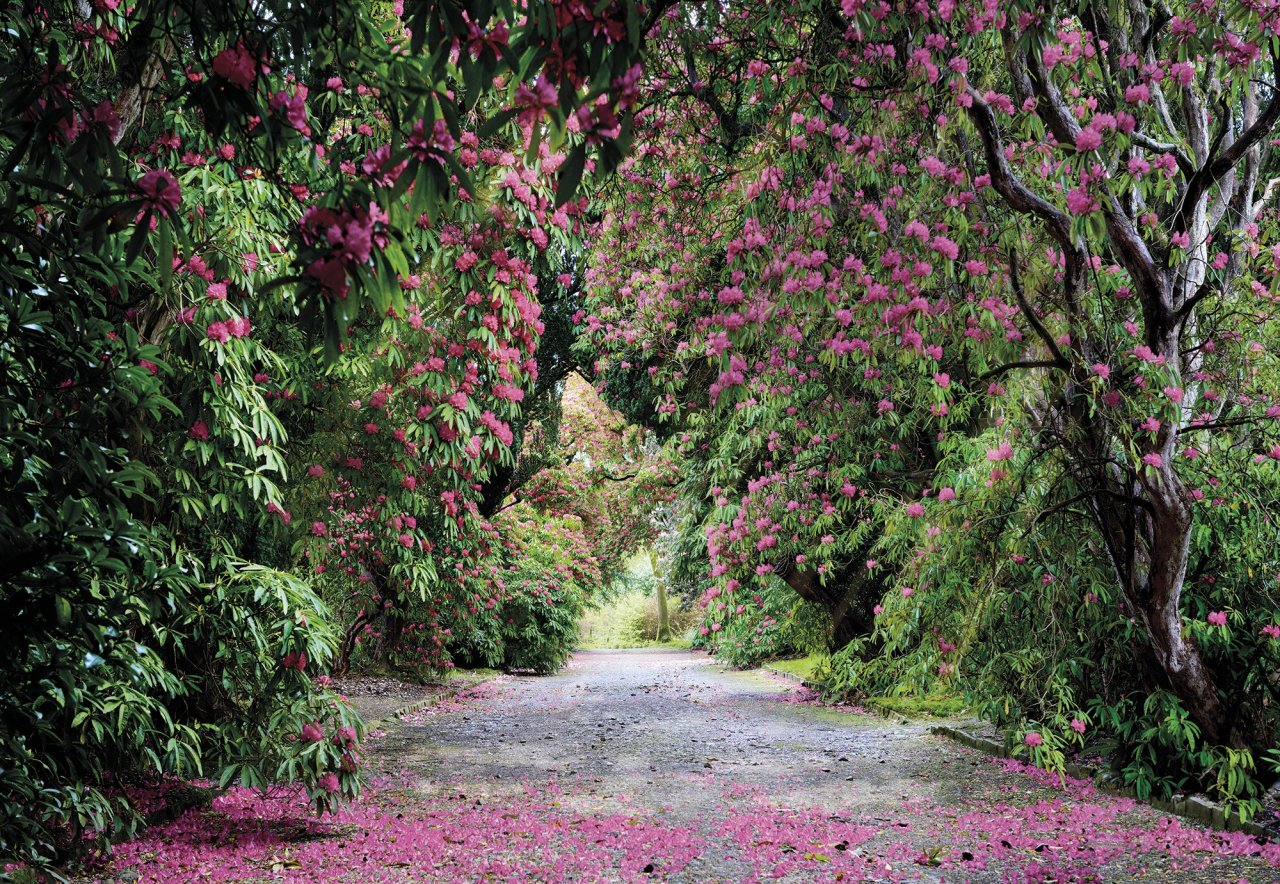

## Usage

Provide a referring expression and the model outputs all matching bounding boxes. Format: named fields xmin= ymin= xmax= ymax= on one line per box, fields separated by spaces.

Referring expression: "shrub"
xmin=499 ymin=567 xmax=585 ymax=674
xmin=696 ymin=577 xmax=830 ymax=669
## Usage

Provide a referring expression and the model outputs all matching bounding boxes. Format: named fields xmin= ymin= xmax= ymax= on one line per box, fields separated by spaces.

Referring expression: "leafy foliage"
xmin=0 ymin=0 xmax=655 ymax=870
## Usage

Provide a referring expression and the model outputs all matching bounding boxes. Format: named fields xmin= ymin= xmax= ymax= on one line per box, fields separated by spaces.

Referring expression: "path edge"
xmin=369 ymin=674 xmax=499 ymax=733
xmin=929 ymin=724 xmax=1275 ymax=839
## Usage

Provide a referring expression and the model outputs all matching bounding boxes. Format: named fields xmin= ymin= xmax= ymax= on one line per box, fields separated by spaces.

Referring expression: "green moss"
xmin=863 ymin=692 xmax=969 ymax=719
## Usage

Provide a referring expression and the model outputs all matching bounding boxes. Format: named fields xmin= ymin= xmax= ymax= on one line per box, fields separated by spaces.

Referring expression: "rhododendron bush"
xmin=579 ymin=0 xmax=1280 ymax=817
xmin=441 ymin=374 xmax=674 ymax=671
xmin=0 ymin=0 xmax=660 ymax=869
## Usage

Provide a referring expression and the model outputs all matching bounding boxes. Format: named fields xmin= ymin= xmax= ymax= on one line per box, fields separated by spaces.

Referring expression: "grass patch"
xmin=453 ymin=667 xmax=502 ymax=680
xmin=767 ymin=653 xmax=828 ymax=682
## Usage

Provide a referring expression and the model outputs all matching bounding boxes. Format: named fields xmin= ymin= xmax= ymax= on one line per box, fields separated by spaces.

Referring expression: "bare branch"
xmin=979 ymin=358 xmax=1066 ymax=381
xmin=1174 ymin=50 xmax=1280 ymax=235
xmin=963 ymin=86 xmax=1074 ymax=247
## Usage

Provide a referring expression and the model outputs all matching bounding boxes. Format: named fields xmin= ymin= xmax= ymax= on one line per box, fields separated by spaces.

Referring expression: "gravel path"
xmin=96 ymin=649 xmax=1280 ymax=882
xmin=364 ymin=648 xmax=1280 ymax=882
xmin=376 ymin=649 xmax=969 ymax=820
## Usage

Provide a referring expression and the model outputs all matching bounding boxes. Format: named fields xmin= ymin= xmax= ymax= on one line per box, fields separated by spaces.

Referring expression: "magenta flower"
xmin=317 ymin=772 xmax=340 ymax=793
xmin=1070 ymin=718 xmax=1087 ymax=734
xmin=986 ymin=441 xmax=1014 ymax=462
xmin=1142 ymin=452 xmax=1164 ymax=468
xmin=189 ymin=420 xmax=210 ymax=441
xmin=514 ymin=75 xmax=559 ymax=127
xmin=1262 ymin=624 xmax=1280 ymax=640
xmin=270 ymin=86 xmax=310 ymax=134
xmin=225 ymin=315 xmax=251 ymax=338
xmin=136 ymin=168 xmax=180 ymax=215
xmin=1074 ymin=128 xmax=1103 ymax=151
xmin=1024 ymin=732 xmax=1043 ymax=747
xmin=1207 ymin=610 xmax=1227 ymax=626
xmin=211 ymin=43 xmax=258 ymax=89
xmin=1065 ymin=187 xmax=1098 ymax=215
xmin=300 ymin=721 xmax=323 ymax=743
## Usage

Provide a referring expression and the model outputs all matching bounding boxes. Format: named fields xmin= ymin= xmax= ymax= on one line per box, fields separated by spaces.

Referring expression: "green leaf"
xmin=555 ymin=146 xmax=587 ymax=207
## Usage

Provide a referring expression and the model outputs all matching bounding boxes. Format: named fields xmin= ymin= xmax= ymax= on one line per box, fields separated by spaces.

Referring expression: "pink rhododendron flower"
xmin=300 ymin=722 xmax=323 ymax=743
xmin=986 ymin=441 xmax=1014 ymax=462
xmin=270 ymin=86 xmax=310 ymax=134
xmin=1065 ymin=187 xmax=1097 ymax=215
xmin=189 ymin=420 xmax=209 ymax=440
xmin=136 ymin=168 xmax=180 ymax=215
xmin=1024 ymin=732 xmax=1043 ymax=747
xmin=211 ymin=43 xmax=258 ymax=88
xmin=1207 ymin=610 xmax=1227 ymax=626
xmin=1074 ymin=128 xmax=1102 ymax=151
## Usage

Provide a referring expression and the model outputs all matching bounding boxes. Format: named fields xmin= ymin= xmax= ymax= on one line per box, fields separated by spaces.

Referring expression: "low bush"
xmin=695 ymin=577 xmax=830 ymax=669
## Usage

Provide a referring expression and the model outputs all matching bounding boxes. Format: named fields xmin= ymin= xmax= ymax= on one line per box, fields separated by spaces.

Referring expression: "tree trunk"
xmin=649 ymin=549 xmax=671 ymax=641
xmin=1104 ymin=461 xmax=1233 ymax=745
xmin=780 ymin=564 xmax=871 ymax=649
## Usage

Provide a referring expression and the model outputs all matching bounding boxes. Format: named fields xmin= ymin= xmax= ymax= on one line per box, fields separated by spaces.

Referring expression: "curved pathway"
xmin=103 ymin=649 xmax=1280 ymax=882
xmin=368 ymin=649 xmax=1280 ymax=882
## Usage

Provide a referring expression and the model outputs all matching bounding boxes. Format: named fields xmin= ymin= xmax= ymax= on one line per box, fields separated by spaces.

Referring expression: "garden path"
xmin=363 ymin=648 xmax=1279 ymax=882
xmin=101 ymin=650 xmax=1280 ymax=881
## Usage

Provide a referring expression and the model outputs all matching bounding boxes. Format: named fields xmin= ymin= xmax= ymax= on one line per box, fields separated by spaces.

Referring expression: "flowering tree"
xmin=580 ymin=0 xmax=1280 ymax=811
